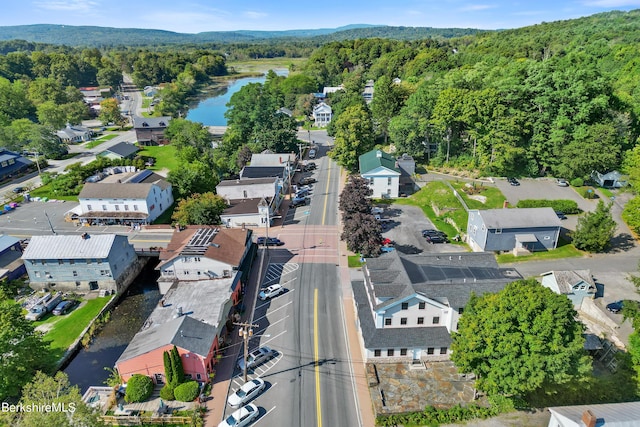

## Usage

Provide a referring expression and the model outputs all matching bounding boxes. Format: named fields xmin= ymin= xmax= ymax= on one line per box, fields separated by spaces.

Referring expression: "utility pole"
xmin=235 ymin=321 xmax=259 ymax=382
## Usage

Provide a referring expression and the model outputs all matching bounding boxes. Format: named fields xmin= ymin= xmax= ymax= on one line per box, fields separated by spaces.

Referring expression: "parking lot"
xmin=375 ymin=204 xmax=462 ymax=254
xmin=494 ymin=177 xmax=597 ymax=213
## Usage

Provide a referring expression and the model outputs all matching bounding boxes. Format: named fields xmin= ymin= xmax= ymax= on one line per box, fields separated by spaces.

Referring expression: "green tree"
xmin=167 ymin=160 xmax=219 ymax=200
xmin=370 ymin=75 xmax=407 ymax=143
xmin=0 ymin=291 xmax=50 ymax=400
xmin=124 ymin=374 xmax=154 ymax=403
xmin=98 ymin=98 xmax=123 ymax=127
xmin=1 ymin=371 xmax=103 ymax=427
xmin=623 ymin=197 xmax=640 ymax=235
xmin=331 ymin=104 xmax=375 ymax=171
xmin=163 ymin=349 xmax=174 ymax=385
xmin=451 ymin=279 xmax=591 ymax=396
xmin=572 ymin=200 xmax=617 ymax=252
xmin=170 ymin=346 xmax=185 ymax=387
xmin=36 ymin=101 xmax=66 ymax=129
xmin=171 ymin=192 xmax=227 ymax=226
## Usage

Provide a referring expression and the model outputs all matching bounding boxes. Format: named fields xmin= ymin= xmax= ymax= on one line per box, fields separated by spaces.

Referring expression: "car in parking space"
xmin=258 ymin=284 xmax=285 ymax=301
xmin=555 ymin=211 xmax=567 ymax=220
xmin=422 ymin=229 xmax=447 ymax=238
xmin=290 ymin=197 xmax=308 ymax=208
xmin=237 ymin=346 xmax=276 ymax=372
xmin=218 ymin=403 xmax=259 ymax=427
xmin=256 ymin=237 xmax=284 ymax=246
xmin=556 ymin=178 xmax=569 ymax=187
xmin=227 ymin=378 xmax=266 ymax=408
xmin=507 ymin=177 xmax=520 ymax=186
xmin=52 ymin=300 xmax=77 ymax=315
xmin=425 ymin=234 xmax=448 ymax=244
xmin=298 ymin=177 xmax=317 ymax=186
xmin=380 ymin=246 xmax=395 ymax=253
xmin=308 ymin=148 xmax=316 ymax=159
xmin=12 ymin=186 xmax=25 ymax=193
xmin=304 ymin=162 xmax=316 ymax=170
xmin=606 ymin=300 xmax=624 ymax=313
xmin=371 ymin=206 xmax=384 ymax=214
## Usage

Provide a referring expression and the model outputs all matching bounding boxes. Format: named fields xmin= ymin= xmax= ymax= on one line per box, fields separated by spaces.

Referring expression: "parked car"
xmin=606 ymin=300 xmax=624 ymax=313
xmin=381 ymin=238 xmax=393 ymax=246
xmin=380 ymin=246 xmax=395 ymax=253
xmin=12 ymin=187 xmax=25 ymax=193
xmin=256 ymin=237 xmax=284 ymax=246
xmin=556 ymin=178 xmax=569 ymax=187
xmin=258 ymin=284 xmax=285 ymax=301
xmin=507 ymin=177 xmax=520 ymax=186
xmin=218 ymin=403 xmax=259 ymax=427
xmin=371 ymin=207 xmax=384 ymax=214
xmin=422 ymin=229 xmax=447 ymax=238
xmin=237 ymin=347 xmax=276 ymax=372
xmin=290 ymin=197 xmax=307 ymax=208
xmin=425 ymin=234 xmax=447 ymax=244
xmin=227 ymin=378 xmax=265 ymax=408
xmin=295 ymin=187 xmax=311 ymax=197
xmin=52 ymin=300 xmax=77 ymax=316
xmin=555 ymin=211 xmax=567 ymax=220
xmin=303 ymin=162 xmax=316 ymax=171
xmin=299 ymin=177 xmax=317 ymax=186
xmin=308 ymin=149 xmax=316 ymax=159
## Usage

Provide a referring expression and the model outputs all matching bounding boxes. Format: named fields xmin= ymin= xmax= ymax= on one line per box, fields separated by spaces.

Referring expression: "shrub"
xmin=124 ymin=375 xmax=153 ymax=403
xmin=174 ymin=381 xmax=199 ymax=402
xmin=160 ymin=385 xmax=175 ymax=401
xmin=515 ymin=199 xmax=581 ymax=214
xmin=570 ymin=177 xmax=584 ymax=187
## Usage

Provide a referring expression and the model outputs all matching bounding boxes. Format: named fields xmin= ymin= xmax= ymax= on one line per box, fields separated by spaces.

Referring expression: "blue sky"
xmin=3 ymin=0 xmax=640 ymax=33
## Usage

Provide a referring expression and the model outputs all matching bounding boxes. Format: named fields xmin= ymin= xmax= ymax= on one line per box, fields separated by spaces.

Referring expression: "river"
xmin=186 ymin=69 xmax=288 ymax=126
xmin=63 ymin=260 xmax=161 ymax=393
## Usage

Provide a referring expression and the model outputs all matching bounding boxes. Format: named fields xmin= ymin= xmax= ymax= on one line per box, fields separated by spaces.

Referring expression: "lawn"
xmin=153 ymin=201 xmax=176 ymax=224
xmin=28 ymin=183 xmax=78 ymax=201
xmin=496 ymin=242 xmax=584 ymax=263
xmin=85 ymin=134 xmax=118 ymax=149
xmin=137 ymin=144 xmax=180 ymax=173
xmin=396 ymin=181 xmax=469 ymax=236
xmin=41 ymin=296 xmax=112 ymax=351
xmin=450 ymin=181 xmax=506 ymax=210
xmin=348 ymin=255 xmax=364 ymax=268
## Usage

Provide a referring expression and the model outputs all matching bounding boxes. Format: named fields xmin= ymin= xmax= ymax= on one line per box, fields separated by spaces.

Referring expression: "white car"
xmin=308 ymin=148 xmax=316 ymax=159
xmin=259 ymin=284 xmax=285 ymax=301
xmin=218 ymin=403 xmax=259 ymax=427
xmin=371 ymin=206 xmax=384 ymax=214
xmin=227 ymin=378 xmax=265 ymax=408
xmin=237 ymin=346 xmax=276 ymax=372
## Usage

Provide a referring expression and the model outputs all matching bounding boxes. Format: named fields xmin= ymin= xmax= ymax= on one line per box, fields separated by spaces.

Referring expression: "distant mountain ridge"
xmin=0 ymin=23 xmax=486 ymax=47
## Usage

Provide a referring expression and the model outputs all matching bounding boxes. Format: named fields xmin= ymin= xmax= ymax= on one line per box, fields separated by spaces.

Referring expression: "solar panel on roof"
xmin=127 ymin=169 xmax=153 ymax=184
xmin=181 ymin=228 xmax=219 ymax=255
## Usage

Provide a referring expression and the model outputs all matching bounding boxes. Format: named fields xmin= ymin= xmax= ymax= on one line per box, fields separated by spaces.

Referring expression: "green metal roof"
xmin=359 ymin=150 xmax=400 ymax=174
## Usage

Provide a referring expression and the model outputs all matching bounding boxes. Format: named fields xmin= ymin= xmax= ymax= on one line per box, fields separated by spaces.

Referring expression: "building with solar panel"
xmin=352 ymin=251 xmax=521 ymax=362
xmin=77 ymin=169 xmax=173 ymax=225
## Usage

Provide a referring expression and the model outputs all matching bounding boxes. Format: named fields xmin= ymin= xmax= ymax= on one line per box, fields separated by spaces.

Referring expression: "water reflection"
xmin=64 ymin=260 xmax=161 ymax=393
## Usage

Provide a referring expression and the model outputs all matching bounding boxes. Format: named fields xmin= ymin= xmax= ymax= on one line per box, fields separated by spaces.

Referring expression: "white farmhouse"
xmin=359 ymin=150 xmax=401 ymax=198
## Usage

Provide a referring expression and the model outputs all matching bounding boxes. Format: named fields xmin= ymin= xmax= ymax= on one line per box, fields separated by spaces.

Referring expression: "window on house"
xmin=196 ymin=374 xmax=201 ymax=380
xmin=433 ymin=316 xmax=440 ymax=324
xmin=124 ymin=205 xmax=129 ymax=211
xmin=459 ymin=307 xmax=464 ymax=314
xmin=41 ymin=260 xmax=45 ymax=265
xmin=400 ymin=348 xmax=407 ymax=356
xmin=440 ymin=347 xmax=448 ymax=355
xmin=427 ymin=348 xmax=434 ymax=355
xmin=87 ymin=259 xmax=92 ymax=264
xmin=115 ymin=205 xmax=120 ymax=211
xmin=102 ymin=205 xmax=107 ymax=211
xmin=495 ymin=228 xmax=502 ymax=234
xmin=73 ymin=271 xmax=78 ymax=277
xmin=70 ymin=259 xmax=74 ymax=265
xmin=387 ymin=177 xmax=392 ymax=186
xmin=401 ymin=302 xmax=408 ymax=310
xmin=58 ymin=259 xmax=63 ymax=265
xmin=418 ymin=302 xmax=425 ymax=309
xmin=34 ymin=271 xmax=40 ymax=278
xmin=87 ymin=204 xmax=92 ymax=210
xmin=243 ymin=190 xmax=248 ymax=198
xmin=387 ymin=349 xmax=394 ymax=357
xmin=134 ymin=205 xmax=139 ymax=211
xmin=400 ymin=318 xmax=407 ymax=325
xmin=417 ymin=317 xmax=424 ymax=325
xmin=384 ymin=318 xmax=392 ymax=326
xmin=374 ymin=349 xmax=381 ymax=357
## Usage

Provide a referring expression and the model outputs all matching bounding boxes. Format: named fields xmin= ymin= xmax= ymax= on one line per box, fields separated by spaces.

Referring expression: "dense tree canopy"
xmin=572 ymin=201 xmax=617 ymax=253
xmin=451 ymin=279 xmax=591 ymax=396
xmin=171 ymin=192 xmax=227 ymax=226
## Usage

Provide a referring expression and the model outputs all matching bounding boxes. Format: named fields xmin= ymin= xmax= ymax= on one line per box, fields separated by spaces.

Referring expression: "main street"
xmin=221 ymin=134 xmax=362 ymax=427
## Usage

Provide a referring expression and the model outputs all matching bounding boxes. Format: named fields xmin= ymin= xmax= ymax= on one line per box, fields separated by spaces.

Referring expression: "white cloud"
xmin=34 ymin=0 xmax=98 ymax=12
xmin=243 ymin=11 xmax=268 ymax=20
xmin=583 ymin=0 xmax=640 ymax=5
xmin=458 ymin=4 xmax=496 ymax=12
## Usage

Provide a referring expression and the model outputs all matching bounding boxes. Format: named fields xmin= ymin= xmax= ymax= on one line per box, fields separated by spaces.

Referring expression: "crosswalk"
xmin=263 ymin=262 xmax=299 ymax=285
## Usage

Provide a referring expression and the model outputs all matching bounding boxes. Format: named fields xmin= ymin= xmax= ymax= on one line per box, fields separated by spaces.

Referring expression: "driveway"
xmin=495 ymin=177 xmax=596 ymax=213
xmin=375 ymin=204 xmax=463 ymax=254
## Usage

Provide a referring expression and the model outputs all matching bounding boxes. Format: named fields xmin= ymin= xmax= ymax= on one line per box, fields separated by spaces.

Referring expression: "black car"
xmin=555 ymin=211 xmax=567 ymax=220
xmin=425 ymin=234 xmax=447 ymax=244
xmin=507 ymin=177 xmax=520 ymax=186
xmin=422 ymin=229 xmax=447 ymax=238
xmin=303 ymin=162 xmax=316 ymax=171
xmin=256 ymin=237 xmax=284 ymax=246
xmin=606 ymin=300 xmax=623 ymax=313
xmin=12 ymin=187 xmax=25 ymax=193
xmin=299 ymin=177 xmax=317 ymax=186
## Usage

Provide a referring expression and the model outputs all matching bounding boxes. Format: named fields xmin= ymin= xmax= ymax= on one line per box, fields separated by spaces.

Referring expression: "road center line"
xmin=314 ymin=288 xmax=322 ymax=427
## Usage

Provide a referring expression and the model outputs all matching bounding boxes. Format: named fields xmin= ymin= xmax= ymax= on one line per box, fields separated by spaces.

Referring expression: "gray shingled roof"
xmin=217 ymin=178 xmax=277 ymax=187
xmin=353 ymin=280 xmax=451 ymax=349
xmin=117 ymin=315 xmax=216 ymax=363
xmin=79 ymin=183 xmax=154 ymax=199
xmin=105 ymin=142 xmax=139 ymax=158
xmin=547 ymin=270 xmax=595 ymax=294
xmin=132 ymin=116 xmax=171 ymax=129
xmin=549 ymin=401 xmax=640 ymax=425
xmin=474 ymin=207 xmax=562 ymax=229
xmin=240 ymin=166 xmax=285 ymax=179
xmin=22 ymin=234 xmax=118 ymax=259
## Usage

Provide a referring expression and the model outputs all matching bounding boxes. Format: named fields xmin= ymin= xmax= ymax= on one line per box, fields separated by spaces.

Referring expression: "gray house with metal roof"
xmin=22 ymin=234 xmax=138 ymax=292
xmin=354 ymin=251 xmax=521 ymax=362
xmin=466 ymin=208 xmax=562 ymax=253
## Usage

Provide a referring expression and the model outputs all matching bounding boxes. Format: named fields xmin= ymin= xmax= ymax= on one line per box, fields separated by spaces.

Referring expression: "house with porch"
xmin=359 ymin=150 xmax=401 ymax=198
xmin=21 ymin=233 xmax=138 ymax=292
xmin=466 ymin=208 xmax=562 ymax=254
xmin=353 ymin=251 xmax=521 ymax=362
xmin=77 ymin=169 xmax=173 ymax=225
xmin=132 ymin=116 xmax=171 ymax=146
xmin=312 ymin=102 xmax=332 ymax=127
xmin=0 ymin=235 xmax=25 ymax=282
xmin=0 ymin=148 xmax=33 ymax=181
xmin=56 ymin=124 xmax=93 ymax=144
xmin=541 ymin=270 xmax=596 ymax=309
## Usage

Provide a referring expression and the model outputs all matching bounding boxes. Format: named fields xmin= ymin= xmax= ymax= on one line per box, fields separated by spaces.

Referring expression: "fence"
xmin=101 ymin=415 xmax=191 ymax=426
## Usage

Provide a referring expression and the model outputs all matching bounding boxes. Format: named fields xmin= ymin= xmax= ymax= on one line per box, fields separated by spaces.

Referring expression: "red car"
xmin=381 ymin=238 xmax=393 ymax=246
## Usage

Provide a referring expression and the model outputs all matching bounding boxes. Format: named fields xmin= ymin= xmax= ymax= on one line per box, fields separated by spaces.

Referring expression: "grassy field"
xmin=85 ymin=134 xmax=118 ymax=149
xmin=496 ymin=242 xmax=584 ymax=263
xmin=137 ymin=145 xmax=180 ymax=173
xmin=396 ymin=181 xmax=468 ymax=235
xmin=28 ymin=183 xmax=79 ymax=201
xmin=450 ymin=181 xmax=507 ymax=210
xmin=40 ymin=296 xmax=112 ymax=351
xmin=348 ymin=255 xmax=364 ymax=268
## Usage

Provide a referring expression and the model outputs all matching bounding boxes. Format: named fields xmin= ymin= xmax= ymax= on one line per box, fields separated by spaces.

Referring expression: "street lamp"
xmin=238 ymin=326 xmax=253 ymax=382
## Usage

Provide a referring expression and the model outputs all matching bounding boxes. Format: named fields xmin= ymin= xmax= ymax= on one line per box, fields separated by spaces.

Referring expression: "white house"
xmin=359 ymin=149 xmax=401 ymax=198
xmin=353 ymin=251 xmax=521 ymax=362
xmin=312 ymin=102 xmax=332 ymax=127
xmin=78 ymin=170 xmax=173 ymax=225
xmin=216 ymin=177 xmax=283 ymax=209
xmin=56 ymin=124 xmax=94 ymax=143
xmin=548 ymin=401 xmax=640 ymax=427
xmin=157 ymin=227 xmax=252 ymax=292
xmin=249 ymin=152 xmax=297 ymax=168
xmin=220 ymin=197 xmax=274 ymax=229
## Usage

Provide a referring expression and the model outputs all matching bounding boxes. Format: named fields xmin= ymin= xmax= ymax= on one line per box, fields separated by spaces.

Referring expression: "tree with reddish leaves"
xmin=339 ymin=175 xmax=382 ymax=257
xmin=339 ymin=175 xmax=373 ymax=218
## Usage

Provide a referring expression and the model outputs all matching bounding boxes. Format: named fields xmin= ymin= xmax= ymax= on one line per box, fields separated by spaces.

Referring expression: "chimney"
xmin=376 ymin=150 xmax=382 ymax=158
xmin=581 ymin=410 xmax=596 ymax=427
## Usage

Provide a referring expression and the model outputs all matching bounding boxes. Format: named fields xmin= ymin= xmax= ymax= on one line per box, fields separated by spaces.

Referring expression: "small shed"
xmin=591 ymin=170 xmax=629 ymax=188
